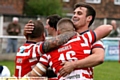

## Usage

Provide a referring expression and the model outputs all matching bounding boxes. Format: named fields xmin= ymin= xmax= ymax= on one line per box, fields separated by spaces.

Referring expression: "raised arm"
xmin=94 ymin=24 xmax=113 ymax=41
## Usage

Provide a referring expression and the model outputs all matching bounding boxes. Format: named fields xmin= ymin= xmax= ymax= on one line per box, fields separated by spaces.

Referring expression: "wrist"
xmin=72 ymin=61 xmax=78 ymax=69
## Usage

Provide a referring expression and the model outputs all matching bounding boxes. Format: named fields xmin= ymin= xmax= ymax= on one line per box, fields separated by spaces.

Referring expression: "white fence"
xmin=0 ymin=36 xmax=120 ymax=61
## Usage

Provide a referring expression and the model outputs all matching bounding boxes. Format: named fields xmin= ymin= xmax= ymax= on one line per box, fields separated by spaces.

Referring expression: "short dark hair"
xmin=74 ymin=2 xmax=96 ymax=27
xmin=27 ymin=20 xmax=44 ymax=39
xmin=57 ymin=18 xmax=75 ymax=33
xmin=47 ymin=14 xmax=62 ymax=30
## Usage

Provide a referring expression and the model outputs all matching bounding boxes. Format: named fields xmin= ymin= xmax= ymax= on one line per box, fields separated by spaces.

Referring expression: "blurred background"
xmin=0 ymin=0 xmax=120 ymax=80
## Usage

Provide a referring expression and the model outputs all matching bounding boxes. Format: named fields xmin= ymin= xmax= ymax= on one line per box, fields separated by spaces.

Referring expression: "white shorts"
xmin=59 ymin=69 xmax=93 ymax=80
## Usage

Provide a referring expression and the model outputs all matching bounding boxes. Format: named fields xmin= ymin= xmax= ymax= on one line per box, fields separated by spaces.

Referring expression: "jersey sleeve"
xmin=39 ymin=54 xmax=49 ymax=67
xmin=84 ymin=30 xmax=104 ymax=50
xmin=36 ymin=42 xmax=44 ymax=54
xmin=91 ymin=40 xmax=105 ymax=49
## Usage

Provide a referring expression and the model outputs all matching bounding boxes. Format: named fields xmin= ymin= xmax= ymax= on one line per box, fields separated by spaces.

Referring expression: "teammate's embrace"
xmin=14 ymin=20 xmax=76 ymax=77
xmin=25 ymin=18 xmax=113 ymax=80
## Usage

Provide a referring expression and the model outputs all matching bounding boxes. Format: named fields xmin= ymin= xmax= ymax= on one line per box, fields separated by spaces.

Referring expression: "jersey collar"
xmin=79 ymin=30 xmax=89 ymax=35
xmin=26 ymin=41 xmax=36 ymax=44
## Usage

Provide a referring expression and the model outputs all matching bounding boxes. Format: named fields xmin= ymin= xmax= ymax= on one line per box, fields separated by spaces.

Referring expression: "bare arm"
xmin=94 ymin=24 xmax=113 ymax=41
xmin=59 ymin=47 xmax=104 ymax=77
xmin=75 ymin=24 xmax=113 ymax=67
xmin=43 ymin=31 xmax=76 ymax=53
xmin=74 ymin=47 xmax=104 ymax=68
xmin=59 ymin=25 xmax=113 ymax=77
xmin=25 ymin=63 xmax=47 ymax=77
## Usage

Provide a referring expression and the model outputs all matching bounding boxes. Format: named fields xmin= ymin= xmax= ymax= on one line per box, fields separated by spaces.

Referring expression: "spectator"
xmin=108 ymin=20 xmax=119 ymax=37
xmin=6 ymin=17 xmax=21 ymax=53
xmin=0 ymin=65 xmax=11 ymax=77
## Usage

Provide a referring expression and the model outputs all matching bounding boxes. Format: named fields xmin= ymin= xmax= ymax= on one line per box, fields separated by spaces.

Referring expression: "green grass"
xmin=0 ymin=60 xmax=15 ymax=76
xmin=0 ymin=61 xmax=120 ymax=80
xmin=94 ymin=61 xmax=120 ymax=80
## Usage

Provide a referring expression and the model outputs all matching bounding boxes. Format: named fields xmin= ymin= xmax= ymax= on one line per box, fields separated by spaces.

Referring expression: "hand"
xmin=24 ymin=20 xmax=34 ymax=36
xmin=9 ymin=28 xmax=14 ymax=32
xmin=15 ymin=29 xmax=19 ymax=32
xmin=59 ymin=61 xmax=76 ymax=77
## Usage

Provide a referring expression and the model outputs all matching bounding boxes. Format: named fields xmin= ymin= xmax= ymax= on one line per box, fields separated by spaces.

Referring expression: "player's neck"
xmin=51 ymin=31 xmax=57 ymax=37
xmin=76 ymin=26 xmax=88 ymax=33
xmin=27 ymin=37 xmax=44 ymax=42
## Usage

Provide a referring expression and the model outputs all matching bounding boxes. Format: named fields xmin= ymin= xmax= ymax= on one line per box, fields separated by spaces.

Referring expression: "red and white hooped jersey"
xmin=14 ymin=41 xmax=44 ymax=77
xmin=39 ymin=30 xmax=97 ymax=80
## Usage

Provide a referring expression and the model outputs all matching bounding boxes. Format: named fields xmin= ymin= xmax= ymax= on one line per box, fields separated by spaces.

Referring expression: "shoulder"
xmin=92 ymin=40 xmax=104 ymax=49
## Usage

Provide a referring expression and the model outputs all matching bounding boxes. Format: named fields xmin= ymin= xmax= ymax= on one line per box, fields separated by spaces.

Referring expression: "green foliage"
xmin=24 ymin=0 xmax=63 ymax=17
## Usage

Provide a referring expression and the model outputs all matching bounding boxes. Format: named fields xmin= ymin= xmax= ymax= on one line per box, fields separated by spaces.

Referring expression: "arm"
xmin=94 ymin=24 xmax=113 ymax=41
xmin=59 ymin=25 xmax=112 ymax=77
xmin=59 ymin=46 xmax=104 ymax=77
xmin=25 ymin=63 xmax=47 ymax=77
xmin=24 ymin=20 xmax=76 ymax=53
xmin=74 ymin=47 xmax=104 ymax=68
xmin=43 ymin=31 xmax=76 ymax=53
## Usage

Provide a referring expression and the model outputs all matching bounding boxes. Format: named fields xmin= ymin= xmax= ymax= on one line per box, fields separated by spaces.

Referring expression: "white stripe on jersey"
xmin=84 ymin=50 xmax=91 ymax=54
xmin=64 ymin=36 xmax=81 ymax=45
xmin=53 ymin=67 xmax=56 ymax=72
xmin=39 ymin=55 xmax=48 ymax=63
xmin=49 ymin=61 xmax=53 ymax=67
xmin=36 ymin=63 xmax=46 ymax=73
xmin=32 ymin=44 xmax=37 ymax=57
xmin=87 ymin=31 xmax=93 ymax=43
xmin=29 ymin=58 xmax=38 ymax=62
xmin=33 ymin=68 xmax=42 ymax=76
xmin=17 ymin=43 xmax=43 ymax=57
xmin=81 ymin=35 xmax=89 ymax=47
xmin=59 ymin=69 xmax=93 ymax=80
xmin=17 ymin=44 xmax=34 ymax=56
xmin=36 ymin=42 xmax=43 ymax=55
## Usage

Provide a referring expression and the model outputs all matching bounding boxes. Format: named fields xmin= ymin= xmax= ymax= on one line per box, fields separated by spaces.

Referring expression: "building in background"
xmin=0 ymin=0 xmax=120 ymax=54
xmin=0 ymin=0 xmax=120 ymax=19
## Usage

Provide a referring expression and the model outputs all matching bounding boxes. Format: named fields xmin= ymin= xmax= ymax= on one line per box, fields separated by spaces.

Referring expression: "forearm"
xmin=74 ymin=48 xmax=104 ymax=68
xmin=27 ymin=63 xmax=47 ymax=77
xmin=43 ymin=32 xmax=76 ymax=53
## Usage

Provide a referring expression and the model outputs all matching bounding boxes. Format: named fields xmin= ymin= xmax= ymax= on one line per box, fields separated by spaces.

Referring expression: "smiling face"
xmin=72 ymin=7 xmax=92 ymax=33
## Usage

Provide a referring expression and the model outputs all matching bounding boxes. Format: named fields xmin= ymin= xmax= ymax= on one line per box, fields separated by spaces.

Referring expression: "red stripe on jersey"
xmin=39 ymin=30 xmax=96 ymax=79
xmin=39 ymin=54 xmax=49 ymax=67
xmin=14 ymin=42 xmax=44 ymax=77
xmin=81 ymin=67 xmax=93 ymax=79
xmin=92 ymin=40 xmax=104 ymax=49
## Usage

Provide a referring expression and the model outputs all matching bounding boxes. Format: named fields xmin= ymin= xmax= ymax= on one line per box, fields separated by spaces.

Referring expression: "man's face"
xmin=45 ymin=19 xmax=53 ymax=36
xmin=72 ymin=7 xmax=88 ymax=30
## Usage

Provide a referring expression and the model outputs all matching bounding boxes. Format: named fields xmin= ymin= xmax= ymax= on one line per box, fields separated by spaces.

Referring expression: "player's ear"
xmin=42 ymin=32 xmax=46 ymax=41
xmin=87 ymin=16 xmax=92 ymax=21
xmin=57 ymin=30 xmax=60 ymax=35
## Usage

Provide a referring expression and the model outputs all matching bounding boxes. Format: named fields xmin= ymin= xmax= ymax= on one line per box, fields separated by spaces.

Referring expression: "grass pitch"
xmin=0 ymin=60 xmax=120 ymax=80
